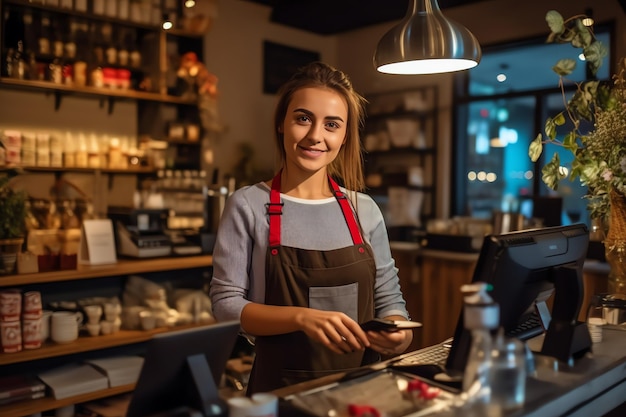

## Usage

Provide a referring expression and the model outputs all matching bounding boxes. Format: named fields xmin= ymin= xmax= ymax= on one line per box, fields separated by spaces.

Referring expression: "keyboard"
xmin=506 ymin=312 xmax=545 ymax=340
xmin=393 ymin=338 xmax=453 ymax=367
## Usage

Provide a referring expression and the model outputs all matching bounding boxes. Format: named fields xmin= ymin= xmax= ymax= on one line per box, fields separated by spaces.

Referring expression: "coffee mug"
xmin=51 ymin=311 xmax=83 ymax=344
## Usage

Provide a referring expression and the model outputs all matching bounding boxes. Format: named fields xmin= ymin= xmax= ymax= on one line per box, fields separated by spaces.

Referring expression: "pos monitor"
xmin=126 ymin=321 xmax=240 ymax=417
xmin=445 ymin=223 xmax=591 ymax=374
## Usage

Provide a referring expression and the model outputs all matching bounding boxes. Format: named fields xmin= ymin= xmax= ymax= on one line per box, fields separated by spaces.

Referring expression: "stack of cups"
xmin=22 ymin=291 xmax=43 ymax=349
xmin=0 ymin=289 xmax=23 ymax=353
xmin=587 ymin=295 xmax=607 ymax=343
xmin=101 ymin=302 xmax=122 ymax=335
xmin=84 ymin=305 xmax=103 ymax=336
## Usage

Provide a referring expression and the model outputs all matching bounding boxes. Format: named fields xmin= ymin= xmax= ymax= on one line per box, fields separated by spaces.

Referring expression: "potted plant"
xmin=528 ymin=10 xmax=626 ymax=294
xmin=0 ymin=173 xmax=27 ymax=275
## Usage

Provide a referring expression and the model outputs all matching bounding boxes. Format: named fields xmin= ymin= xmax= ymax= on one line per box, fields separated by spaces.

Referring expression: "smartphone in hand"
xmin=361 ymin=318 xmax=423 ymax=332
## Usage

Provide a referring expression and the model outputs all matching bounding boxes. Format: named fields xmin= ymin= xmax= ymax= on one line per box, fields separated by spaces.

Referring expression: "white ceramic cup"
xmin=100 ymin=320 xmax=113 ymax=335
xmin=228 ymin=393 xmax=278 ymax=417
xmin=103 ymin=302 xmax=121 ymax=322
xmin=587 ymin=317 xmax=607 ymax=343
xmin=86 ymin=322 xmax=101 ymax=337
xmin=139 ymin=310 xmax=156 ymax=331
xmin=40 ymin=310 xmax=53 ymax=342
xmin=51 ymin=311 xmax=83 ymax=344
xmin=83 ymin=305 xmax=103 ymax=324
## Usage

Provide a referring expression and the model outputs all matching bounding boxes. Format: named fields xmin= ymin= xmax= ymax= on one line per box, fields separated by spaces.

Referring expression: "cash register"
xmin=107 ymin=207 xmax=172 ymax=258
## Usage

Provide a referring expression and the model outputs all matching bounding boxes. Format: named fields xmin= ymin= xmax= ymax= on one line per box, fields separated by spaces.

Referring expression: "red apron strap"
xmin=328 ymin=177 xmax=364 ymax=245
xmin=268 ymin=173 xmax=363 ymax=247
xmin=268 ymin=173 xmax=283 ymax=247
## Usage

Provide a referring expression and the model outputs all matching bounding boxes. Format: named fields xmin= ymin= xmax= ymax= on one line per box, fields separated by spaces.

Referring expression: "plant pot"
xmin=0 ymin=238 xmax=25 ymax=275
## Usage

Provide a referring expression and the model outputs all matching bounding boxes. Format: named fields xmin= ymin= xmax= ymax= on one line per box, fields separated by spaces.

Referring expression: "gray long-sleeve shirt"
xmin=209 ymin=181 xmax=409 ymax=323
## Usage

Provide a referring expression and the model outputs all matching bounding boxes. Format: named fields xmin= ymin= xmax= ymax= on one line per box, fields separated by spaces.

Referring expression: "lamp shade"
xmin=374 ymin=0 xmax=481 ymax=75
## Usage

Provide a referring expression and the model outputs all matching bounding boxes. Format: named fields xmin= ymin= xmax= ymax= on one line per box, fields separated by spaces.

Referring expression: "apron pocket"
xmin=309 ymin=283 xmax=358 ymax=320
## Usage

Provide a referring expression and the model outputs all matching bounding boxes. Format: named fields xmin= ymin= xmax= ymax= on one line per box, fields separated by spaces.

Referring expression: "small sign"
xmin=78 ymin=219 xmax=117 ymax=265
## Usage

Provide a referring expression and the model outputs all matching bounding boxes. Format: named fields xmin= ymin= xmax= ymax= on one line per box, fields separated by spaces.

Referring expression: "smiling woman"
xmin=209 ymin=62 xmax=415 ymax=394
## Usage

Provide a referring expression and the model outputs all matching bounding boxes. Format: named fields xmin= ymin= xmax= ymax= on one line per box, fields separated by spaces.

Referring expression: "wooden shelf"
xmin=0 ymin=255 xmax=212 ymax=287
xmin=0 ymin=322 xmax=212 ymax=366
xmin=0 ymin=383 xmax=135 ymax=417
xmin=0 ymin=165 xmax=157 ymax=175
xmin=0 ymin=78 xmax=197 ymax=105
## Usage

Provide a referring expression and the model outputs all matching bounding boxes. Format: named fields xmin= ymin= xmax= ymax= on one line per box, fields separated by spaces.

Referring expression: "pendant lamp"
xmin=374 ymin=0 xmax=481 ymax=75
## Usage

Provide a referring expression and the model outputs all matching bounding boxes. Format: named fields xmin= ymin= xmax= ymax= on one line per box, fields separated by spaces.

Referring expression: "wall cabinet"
xmin=0 ymin=255 xmax=213 ymax=417
xmin=363 ymin=86 xmax=438 ymax=239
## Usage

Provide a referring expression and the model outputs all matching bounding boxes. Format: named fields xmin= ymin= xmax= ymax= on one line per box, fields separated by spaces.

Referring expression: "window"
xmin=452 ymin=30 xmax=612 ymax=228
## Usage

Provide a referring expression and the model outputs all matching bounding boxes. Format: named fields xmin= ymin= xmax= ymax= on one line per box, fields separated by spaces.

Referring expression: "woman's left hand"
xmin=366 ymin=316 xmax=413 ymax=356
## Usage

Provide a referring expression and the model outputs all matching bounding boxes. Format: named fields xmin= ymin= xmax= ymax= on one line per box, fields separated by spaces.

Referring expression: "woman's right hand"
xmin=294 ymin=308 xmax=371 ymax=354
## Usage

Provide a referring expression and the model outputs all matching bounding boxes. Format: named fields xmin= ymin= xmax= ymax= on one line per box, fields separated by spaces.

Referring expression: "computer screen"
xmin=444 ymin=223 xmax=590 ymax=375
xmin=126 ymin=321 xmax=241 ymax=417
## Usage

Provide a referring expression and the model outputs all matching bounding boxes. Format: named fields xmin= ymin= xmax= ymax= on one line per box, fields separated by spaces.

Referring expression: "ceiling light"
xmin=184 ymin=0 xmax=196 ymax=7
xmin=373 ymin=0 xmax=481 ymax=75
xmin=162 ymin=13 xmax=173 ymax=30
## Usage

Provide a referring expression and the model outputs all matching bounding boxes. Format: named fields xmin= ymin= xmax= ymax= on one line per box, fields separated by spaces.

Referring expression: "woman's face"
xmin=281 ymin=87 xmax=348 ymax=175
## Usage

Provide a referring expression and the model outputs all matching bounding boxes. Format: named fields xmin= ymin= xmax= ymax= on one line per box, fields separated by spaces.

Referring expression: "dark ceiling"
xmin=243 ymin=0 xmax=492 ymax=35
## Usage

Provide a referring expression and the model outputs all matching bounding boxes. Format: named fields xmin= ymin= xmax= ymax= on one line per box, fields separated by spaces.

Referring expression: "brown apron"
xmin=247 ymin=173 xmax=379 ymax=394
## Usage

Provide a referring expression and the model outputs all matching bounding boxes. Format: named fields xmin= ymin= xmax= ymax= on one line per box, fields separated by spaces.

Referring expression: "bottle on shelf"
xmin=76 ymin=133 xmax=88 ymax=168
xmin=461 ymin=282 xmax=500 ymax=408
xmin=38 ymin=13 xmax=51 ymax=56
xmin=10 ymin=40 xmax=27 ymax=80
xmin=22 ymin=10 xmax=37 ymax=62
xmin=64 ymin=18 xmax=77 ymax=61
xmin=117 ymin=29 xmax=129 ymax=67
xmin=63 ymin=131 xmax=76 ymax=168
xmin=50 ymin=18 xmax=64 ymax=59
xmin=73 ymin=21 xmax=89 ymax=87
xmin=88 ymin=133 xmax=101 ymax=168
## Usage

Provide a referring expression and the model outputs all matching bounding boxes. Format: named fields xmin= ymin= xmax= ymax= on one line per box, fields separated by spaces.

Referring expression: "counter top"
xmin=275 ymin=328 xmax=626 ymax=417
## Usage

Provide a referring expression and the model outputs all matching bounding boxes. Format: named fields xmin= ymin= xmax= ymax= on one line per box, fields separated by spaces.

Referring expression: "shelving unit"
xmin=0 ymin=255 xmax=213 ymax=417
xmin=362 ymin=86 xmax=438 ymax=239
xmin=0 ymin=0 xmax=207 ymax=171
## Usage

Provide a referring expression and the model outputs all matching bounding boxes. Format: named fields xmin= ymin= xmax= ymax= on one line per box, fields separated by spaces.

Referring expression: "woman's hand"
xmin=294 ymin=308 xmax=371 ymax=355
xmin=366 ymin=316 xmax=414 ymax=357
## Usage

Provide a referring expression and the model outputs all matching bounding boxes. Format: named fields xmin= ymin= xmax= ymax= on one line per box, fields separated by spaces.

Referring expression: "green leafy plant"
xmin=0 ymin=174 xmax=27 ymax=239
xmin=528 ymin=10 xmax=626 ymax=222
